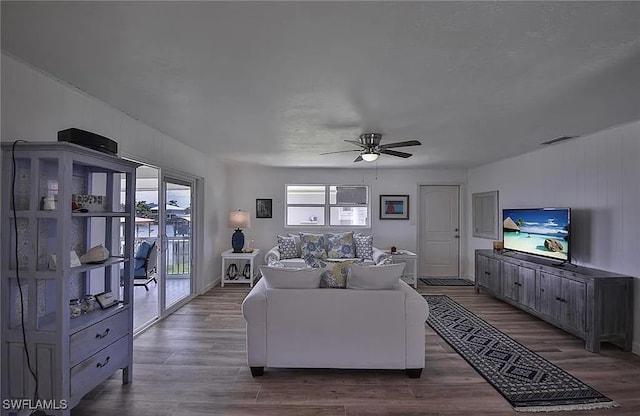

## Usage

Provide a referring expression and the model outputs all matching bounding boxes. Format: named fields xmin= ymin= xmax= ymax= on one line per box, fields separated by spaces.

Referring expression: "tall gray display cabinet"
xmin=1 ymin=142 xmax=139 ymax=415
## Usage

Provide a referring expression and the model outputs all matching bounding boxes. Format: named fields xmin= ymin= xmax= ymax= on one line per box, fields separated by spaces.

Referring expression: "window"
xmin=286 ymin=185 xmax=369 ymax=227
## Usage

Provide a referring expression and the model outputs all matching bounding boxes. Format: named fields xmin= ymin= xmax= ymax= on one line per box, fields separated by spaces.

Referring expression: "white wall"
xmin=466 ymin=120 xmax=640 ymax=354
xmin=1 ymin=53 xmax=228 ymax=293
xmin=225 ymin=164 xmax=467 ymax=257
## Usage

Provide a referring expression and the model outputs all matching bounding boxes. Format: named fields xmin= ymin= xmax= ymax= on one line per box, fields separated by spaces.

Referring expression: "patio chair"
xmin=132 ymin=240 xmax=158 ymax=291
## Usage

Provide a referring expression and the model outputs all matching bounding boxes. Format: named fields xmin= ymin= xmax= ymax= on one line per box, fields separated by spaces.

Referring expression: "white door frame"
xmin=416 ymin=182 xmax=466 ymax=278
xmin=159 ymin=169 xmax=200 ymax=319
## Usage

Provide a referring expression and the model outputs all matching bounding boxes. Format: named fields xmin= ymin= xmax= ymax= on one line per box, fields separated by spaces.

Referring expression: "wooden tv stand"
xmin=475 ymin=249 xmax=633 ymax=352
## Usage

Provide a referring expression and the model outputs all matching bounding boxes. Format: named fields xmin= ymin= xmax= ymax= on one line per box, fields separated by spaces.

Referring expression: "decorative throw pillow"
xmin=320 ymin=259 xmax=361 ymax=288
xmin=277 ymin=235 xmax=298 ymax=259
xmin=304 ymin=254 xmax=327 ymax=269
xmin=259 ymin=265 xmax=323 ymax=289
xmin=325 ymin=232 xmax=355 ymax=258
xmin=347 ymin=262 xmax=405 ymax=290
xmin=267 ymin=258 xmax=286 ymax=268
xmin=288 ymin=233 xmax=302 ymax=258
xmin=353 ymin=234 xmax=374 ymax=260
xmin=299 ymin=232 xmax=327 ymax=259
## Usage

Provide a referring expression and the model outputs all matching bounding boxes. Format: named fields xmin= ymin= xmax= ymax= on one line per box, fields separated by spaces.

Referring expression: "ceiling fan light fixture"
xmin=361 ymin=151 xmax=379 ymax=162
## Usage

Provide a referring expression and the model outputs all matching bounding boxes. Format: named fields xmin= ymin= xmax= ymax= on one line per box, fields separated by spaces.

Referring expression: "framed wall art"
xmin=256 ymin=198 xmax=273 ymax=219
xmin=380 ymin=195 xmax=409 ymax=220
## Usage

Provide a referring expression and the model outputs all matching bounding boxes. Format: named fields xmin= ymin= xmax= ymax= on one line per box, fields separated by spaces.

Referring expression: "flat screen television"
xmin=502 ymin=208 xmax=571 ymax=263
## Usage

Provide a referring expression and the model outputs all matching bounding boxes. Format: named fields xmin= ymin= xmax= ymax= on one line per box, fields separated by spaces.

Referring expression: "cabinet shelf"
xmin=1 ymin=141 xmax=139 ymax=415
xmin=71 ymin=256 xmax=127 ymax=273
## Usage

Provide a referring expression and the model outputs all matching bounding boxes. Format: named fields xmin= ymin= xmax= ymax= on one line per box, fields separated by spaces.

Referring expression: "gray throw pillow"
xmin=277 ymin=235 xmax=298 ymax=259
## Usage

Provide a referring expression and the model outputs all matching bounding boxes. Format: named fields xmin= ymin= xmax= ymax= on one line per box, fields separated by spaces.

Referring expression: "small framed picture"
xmin=380 ymin=195 xmax=409 ymax=220
xmin=256 ymin=198 xmax=273 ymax=219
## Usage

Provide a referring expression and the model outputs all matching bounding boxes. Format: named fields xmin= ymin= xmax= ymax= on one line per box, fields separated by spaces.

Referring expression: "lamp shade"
xmin=229 ymin=210 xmax=250 ymax=229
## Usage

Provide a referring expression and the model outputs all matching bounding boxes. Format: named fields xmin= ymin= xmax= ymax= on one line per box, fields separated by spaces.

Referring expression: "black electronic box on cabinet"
xmin=58 ymin=128 xmax=118 ymax=155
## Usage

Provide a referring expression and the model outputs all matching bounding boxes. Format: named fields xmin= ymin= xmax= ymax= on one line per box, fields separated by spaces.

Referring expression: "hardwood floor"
xmin=74 ymin=283 xmax=640 ymax=416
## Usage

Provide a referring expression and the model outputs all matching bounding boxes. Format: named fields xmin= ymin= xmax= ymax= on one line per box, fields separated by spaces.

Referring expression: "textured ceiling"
xmin=2 ymin=1 xmax=640 ymax=168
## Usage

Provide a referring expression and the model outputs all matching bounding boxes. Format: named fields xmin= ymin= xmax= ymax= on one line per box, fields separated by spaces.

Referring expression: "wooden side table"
xmin=385 ymin=250 xmax=419 ymax=288
xmin=221 ymin=249 xmax=262 ymax=287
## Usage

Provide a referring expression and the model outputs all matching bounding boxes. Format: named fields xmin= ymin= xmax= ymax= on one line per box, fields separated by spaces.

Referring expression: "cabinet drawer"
xmin=70 ymin=335 xmax=128 ymax=398
xmin=70 ymin=310 xmax=128 ymax=366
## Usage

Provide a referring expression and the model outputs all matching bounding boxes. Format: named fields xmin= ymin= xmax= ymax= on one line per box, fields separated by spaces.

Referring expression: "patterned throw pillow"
xmin=304 ymin=254 xmax=327 ymax=269
xmin=267 ymin=258 xmax=286 ymax=268
xmin=325 ymin=232 xmax=355 ymax=258
xmin=299 ymin=232 xmax=327 ymax=259
xmin=320 ymin=259 xmax=361 ymax=288
xmin=288 ymin=233 xmax=302 ymax=258
xmin=354 ymin=234 xmax=374 ymax=260
xmin=277 ymin=235 xmax=298 ymax=259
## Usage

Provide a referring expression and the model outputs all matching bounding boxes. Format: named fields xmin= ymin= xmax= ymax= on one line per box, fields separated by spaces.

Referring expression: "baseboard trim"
xmin=633 ymin=341 xmax=640 ymax=356
xmin=201 ymin=278 xmax=218 ymax=294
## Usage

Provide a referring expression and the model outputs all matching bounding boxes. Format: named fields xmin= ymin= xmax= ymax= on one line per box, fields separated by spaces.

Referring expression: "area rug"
xmin=419 ymin=277 xmax=475 ymax=286
xmin=424 ymin=295 xmax=617 ymax=412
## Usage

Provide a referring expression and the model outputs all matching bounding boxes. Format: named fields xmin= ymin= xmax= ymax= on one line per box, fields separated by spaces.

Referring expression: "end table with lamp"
xmin=221 ymin=248 xmax=262 ymax=287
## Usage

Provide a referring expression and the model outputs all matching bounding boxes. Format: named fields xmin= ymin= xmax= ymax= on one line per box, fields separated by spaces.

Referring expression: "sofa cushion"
xmin=321 ymin=259 xmax=363 ymax=288
xmin=325 ymin=232 xmax=355 ymax=258
xmin=353 ymin=234 xmax=374 ymax=260
xmin=134 ymin=241 xmax=153 ymax=270
xmin=347 ymin=262 xmax=405 ymax=290
xmin=259 ymin=265 xmax=324 ymax=289
xmin=277 ymin=235 xmax=298 ymax=259
xmin=299 ymin=232 xmax=327 ymax=259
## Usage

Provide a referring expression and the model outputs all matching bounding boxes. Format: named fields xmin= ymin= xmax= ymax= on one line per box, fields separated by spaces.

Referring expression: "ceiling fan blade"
xmin=320 ymin=149 xmax=360 ymax=155
xmin=380 ymin=149 xmax=413 ymax=158
xmin=353 ymin=155 xmax=364 ymax=162
xmin=344 ymin=139 xmax=366 ymax=148
xmin=379 ymin=140 xmax=422 ymax=149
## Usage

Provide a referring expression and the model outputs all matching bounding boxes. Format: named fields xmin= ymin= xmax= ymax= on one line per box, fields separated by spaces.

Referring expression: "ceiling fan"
xmin=321 ymin=133 xmax=422 ymax=162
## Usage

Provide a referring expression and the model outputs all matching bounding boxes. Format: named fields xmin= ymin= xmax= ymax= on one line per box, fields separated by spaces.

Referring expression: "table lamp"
xmin=229 ymin=209 xmax=250 ymax=253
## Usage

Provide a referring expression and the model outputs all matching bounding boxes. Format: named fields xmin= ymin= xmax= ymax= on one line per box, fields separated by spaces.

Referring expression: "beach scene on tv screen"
xmin=503 ymin=209 xmax=569 ymax=260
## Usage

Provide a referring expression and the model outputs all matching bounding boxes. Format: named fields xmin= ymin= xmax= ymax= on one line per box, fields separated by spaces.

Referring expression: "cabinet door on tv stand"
xmin=476 ymin=254 xmax=501 ymax=294
xmin=562 ymin=278 xmax=586 ymax=333
xmin=539 ymin=272 xmax=562 ymax=320
xmin=519 ymin=266 xmax=537 ymax=310
xmin=475 ymin=254 xmax=491 ymax=291
xmin=502 ymin=262 xmax=519 ymax=301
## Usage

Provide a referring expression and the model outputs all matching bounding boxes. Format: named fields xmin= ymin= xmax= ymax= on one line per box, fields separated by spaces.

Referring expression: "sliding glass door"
xmin=125 ymin=165 xmax=197 ymax=333
xmin=159 ymin=173 xmax=195 ymax=313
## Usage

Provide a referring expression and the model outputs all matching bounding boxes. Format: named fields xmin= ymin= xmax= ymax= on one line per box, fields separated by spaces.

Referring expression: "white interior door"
xmin=419 ymin=185 xmax=460 ymax=277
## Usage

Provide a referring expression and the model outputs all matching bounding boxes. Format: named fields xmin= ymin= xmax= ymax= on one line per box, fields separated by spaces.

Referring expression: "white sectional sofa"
xmin=242 ymin=267 xmax=429 ymax=378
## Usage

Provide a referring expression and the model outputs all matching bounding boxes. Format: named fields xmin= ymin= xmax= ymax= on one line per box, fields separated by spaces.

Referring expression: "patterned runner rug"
xmin=420 ymin=277 xmax=475 ymax=286
xmin=424 ymin=295 xmax=617 ymax=412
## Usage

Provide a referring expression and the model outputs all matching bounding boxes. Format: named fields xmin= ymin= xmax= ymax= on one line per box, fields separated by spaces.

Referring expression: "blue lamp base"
xmin=232 ymin=229 xmax=245 ymax=253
